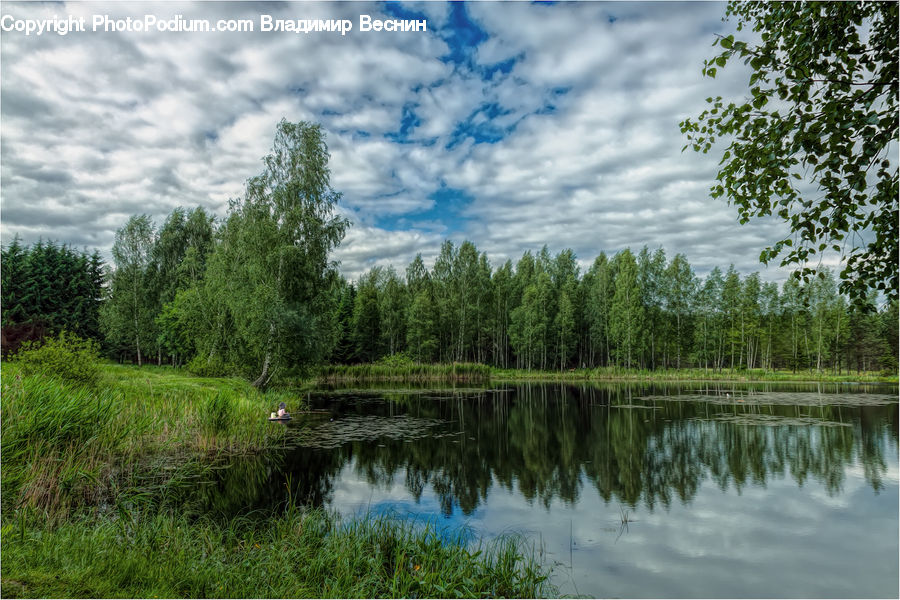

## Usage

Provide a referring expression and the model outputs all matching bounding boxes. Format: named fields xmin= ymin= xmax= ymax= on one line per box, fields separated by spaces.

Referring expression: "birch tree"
xmin=202 ymin=120 xmax=347 ymax=387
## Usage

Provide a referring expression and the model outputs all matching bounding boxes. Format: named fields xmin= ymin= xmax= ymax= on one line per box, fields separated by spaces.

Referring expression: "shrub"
xmin=376 ymin=352 xmax=416 ymax=368
xmin=186 ymin=354 xmax=232 ymax=378
xmin=16 ymin=331 xmax=101 ymax=387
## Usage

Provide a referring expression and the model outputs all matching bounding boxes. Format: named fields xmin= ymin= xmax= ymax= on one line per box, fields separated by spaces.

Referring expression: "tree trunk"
xmin=253 ymin=350 xmax=272 ymax=389
xmin=253 ymin=322 xmax=278 ymax=389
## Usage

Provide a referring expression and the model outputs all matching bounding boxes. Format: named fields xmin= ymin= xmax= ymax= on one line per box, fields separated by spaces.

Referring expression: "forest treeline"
xmin=332 ymin=243 xmax=897 ymax=374
xmin=3 ymin=224 xmax=897 ymax=377
xmin=1 ymin=120 xmax=896 ymax=382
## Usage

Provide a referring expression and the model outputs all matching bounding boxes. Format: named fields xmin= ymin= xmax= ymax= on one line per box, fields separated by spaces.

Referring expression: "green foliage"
xmin=197 ymin=120 xmax=348 ymax=388
xmin=376 ymin=351 xmax=416 ymax=368
xmin=352 ymin=269 xmax=384 ymax=362
xmin=185 ymin=353 xmax=234 ymax=378
xmin=0 ymin=236 xmax=105 ymax=344
xmin=585 ymin=252 xmax=615 ymax=367
xmin=379 ymin=267 xmax=408 ymax=355
xmin=611 ymin=249 xmax=643 ymax=368
xmin=98 ymin=121 xmax=347 ymax=386
xmin=152 ymin=206 xmax=215 ymax=306
xmin=342 ymin=240 xmax=896 ymax=375
xmin=101 ymin=214 xmax=157 ymax=365
xmin=328 ymin=280 xmax=357 ymax=364
xmin=16 ymin=332 xmax=102 ymax=387
xmin=407 ymin=289 xmax=439 ymax=363
xmin=154 ymin=299 xmax=191 ymax=366
xmin=681 ymin=1 xmax=898 ymax=305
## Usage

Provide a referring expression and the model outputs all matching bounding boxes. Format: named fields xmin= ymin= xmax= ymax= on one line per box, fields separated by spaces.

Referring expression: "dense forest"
xmin=4 ymin=221 xmax=896 ymax=378
xmin=0 ymin=238 xmax=104 ymax=354
xmin=2 ymin=120 xmax=897 ymax=382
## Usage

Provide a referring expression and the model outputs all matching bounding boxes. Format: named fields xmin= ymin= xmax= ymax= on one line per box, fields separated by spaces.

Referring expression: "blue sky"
xmin=1 ymin=1 xmax=810 ymax=281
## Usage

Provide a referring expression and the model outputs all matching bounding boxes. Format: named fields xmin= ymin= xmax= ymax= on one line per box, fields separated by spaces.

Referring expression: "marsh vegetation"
xmin=0 ymin=355 xmax=552 ymax=598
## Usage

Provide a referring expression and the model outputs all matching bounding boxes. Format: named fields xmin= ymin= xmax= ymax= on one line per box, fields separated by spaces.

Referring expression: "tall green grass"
xmin=317 ymin=362 xmax=491 ymax=384
xmin=1 ymin=507 xmax=553 ymax=598
xmin=491 ymin=366 xmax=897 ymax=383
xmin=1 ymin=375 xmax=129 ymax=514
xmin=0 ymin=363 xmax=292 ymax=515
xmin=198 ymin=392 xmax=235 ymax=436
xmin=0 ymin=361 xmax=555 ymax=598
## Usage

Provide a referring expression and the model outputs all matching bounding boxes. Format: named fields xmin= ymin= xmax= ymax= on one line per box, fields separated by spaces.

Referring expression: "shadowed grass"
xmin=1 ymin=507 xmax=552 ymax=598
xmin=0 ymin=363 xmax=291 ymax=515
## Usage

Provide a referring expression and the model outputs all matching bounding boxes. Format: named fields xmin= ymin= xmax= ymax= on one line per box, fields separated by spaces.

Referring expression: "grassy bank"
xmin=490 ymin=366 xmax=897 ymax=383
xmin=0 ymin=361 xmax=553 ymax=597
xmin=1 ymin=507 xmax=550 ymax=599
xmin=314 ymin=362 xmax=896 ymax=384
xmin=316 ymin=362 xmax=491 ymax=384
xmin=0 ymin=362 xmax=294 ymax=515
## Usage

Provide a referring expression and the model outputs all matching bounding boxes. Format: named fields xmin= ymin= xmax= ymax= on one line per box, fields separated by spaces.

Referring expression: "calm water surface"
xmin=198 ymin=382 xmax=898 ymax=598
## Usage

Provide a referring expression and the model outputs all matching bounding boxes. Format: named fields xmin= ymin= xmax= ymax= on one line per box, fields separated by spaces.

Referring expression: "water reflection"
xmin=190 ymin=382 xmax=897 ymax=518
xmin=176 ymin=382 xmax=897 ymax=597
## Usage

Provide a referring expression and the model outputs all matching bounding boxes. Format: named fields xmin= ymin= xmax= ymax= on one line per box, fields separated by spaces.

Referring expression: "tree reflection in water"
xmin=189 ymin=383 xmax=898 ymax=518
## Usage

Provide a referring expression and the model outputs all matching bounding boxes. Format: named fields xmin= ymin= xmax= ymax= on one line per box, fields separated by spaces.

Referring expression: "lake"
xmin=190 ymin=381 xmax=898 ymax=598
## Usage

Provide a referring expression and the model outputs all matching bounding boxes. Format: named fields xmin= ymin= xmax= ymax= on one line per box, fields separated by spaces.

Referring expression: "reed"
xmin=1 ymin=507 xmax=553 ymax=598
xmin=0 ymin=363 xmax=290 ymax=516
xmin=490 ymin=366 xmax=897 ymax=384
xmin=317 ymin=362 xmax=491 ymax=384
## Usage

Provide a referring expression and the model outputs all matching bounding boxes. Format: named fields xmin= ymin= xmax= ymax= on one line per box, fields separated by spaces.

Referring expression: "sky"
xmin=1 ymin=1 xmax=800 ymax=282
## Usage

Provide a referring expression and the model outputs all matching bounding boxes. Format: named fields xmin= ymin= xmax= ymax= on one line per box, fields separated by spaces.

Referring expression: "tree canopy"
xmin=680 ymin=1 xmax=898 ymax=305
xmin=197 ymin=119 xmax=348 ymax=387
xmin=0 ymin=236 xmax=104 ymax=354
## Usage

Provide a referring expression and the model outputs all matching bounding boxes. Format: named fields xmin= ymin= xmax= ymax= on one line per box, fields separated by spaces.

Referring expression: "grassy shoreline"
xmin=1 ymin=367 xmax=284 ymax=519
xmin=315 ymin=362 xmax=491 ymax=384
xmin=0 ymin=361 xmax=553 ymax=598
xmin=490 ymin=366 xmax=898 ymax=384
xmin=1 ymin=506 xmax=551 ymax=599
xmin=313 ymin=362 xmax=897 ymax=384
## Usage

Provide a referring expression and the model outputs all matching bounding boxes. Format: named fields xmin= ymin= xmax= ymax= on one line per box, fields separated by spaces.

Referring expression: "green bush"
xmin=186 ymin=354 xmax=232 ymax=378
xmin=16 ymin=332 xmax=101 ymax=387
xmin=376 ymin=352 xmax=416 ymax=368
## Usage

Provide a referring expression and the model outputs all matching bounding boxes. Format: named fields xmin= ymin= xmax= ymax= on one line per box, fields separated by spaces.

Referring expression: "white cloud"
xmin=1 ymin=1 xmax=814 ymax=284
